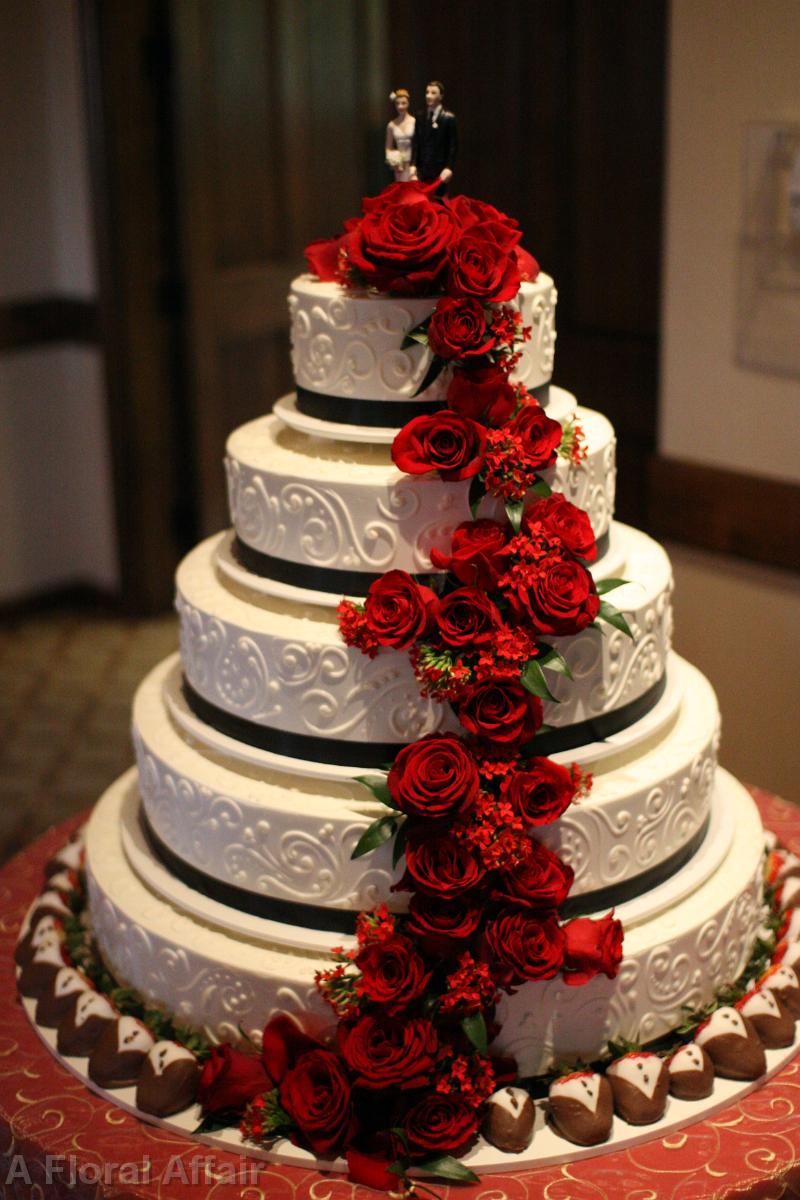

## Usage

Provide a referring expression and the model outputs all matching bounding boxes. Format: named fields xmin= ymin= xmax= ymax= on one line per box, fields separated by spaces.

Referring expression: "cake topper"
xmin=410 ymin=79 xmax=457 ymax=194
xmin=385 ymin=88 xmax=415 ymax=181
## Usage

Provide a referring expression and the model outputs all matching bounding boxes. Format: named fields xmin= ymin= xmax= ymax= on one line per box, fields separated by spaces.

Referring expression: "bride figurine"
xmin=385 ymin=89 xmax=416 ymax=181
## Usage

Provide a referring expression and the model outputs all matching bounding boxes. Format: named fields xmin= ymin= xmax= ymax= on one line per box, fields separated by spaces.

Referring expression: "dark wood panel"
xmin=647 ymin=456 xmax=800 ymax=572
xmin=0 ymin=297 xmax=99 ymax=352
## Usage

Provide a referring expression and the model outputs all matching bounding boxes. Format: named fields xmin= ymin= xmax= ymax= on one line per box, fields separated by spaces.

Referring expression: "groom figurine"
xmin=411 ymin=80 xmax=457 ymax=194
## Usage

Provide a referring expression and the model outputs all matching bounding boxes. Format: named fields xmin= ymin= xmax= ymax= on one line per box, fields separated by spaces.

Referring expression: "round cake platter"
xmin=273 ymin=385 xmax=578 ymax=445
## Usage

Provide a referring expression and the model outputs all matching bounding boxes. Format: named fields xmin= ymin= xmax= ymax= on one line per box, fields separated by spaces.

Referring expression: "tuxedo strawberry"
xmin=482 ymin=1086 xmax=535 ymax=1153
xmin=15 ymin=915 xmax=64 ymax=967
xmin=759 ymin=964 xmax=800 ymax=1017
xmin=44 ymin=837 xmax=84 ymax=879
xmin=773 ymin=941 xmax=800 ymax=973
xmin=606 ymin=1053 xmax=668 ymax=1125
xmin=695 ymin=1007 xmax=766 ymax=1079
xmin=667 ymin=1043 xmax=714 ymax=1100
xmin=28 ymin=890 xmax=71 ymax=927
xmin=548 ymin=1071 xmax=613 ymax=1145
xmin=88 ymin=1016 xmax=155 ymax=1088
xmin=776 ymin=878 xmax=800 ymax=912
xmin=35 ymin=967 xmax=93 ymax=1028
xmin=17 ymin=935 xmax=69 ymax=998
xmin=136 ymin=1041 xmax=200 ymax=1117
xmin=57 ymin=991 xmax=118 ymax=1057
xmin=737 ymin=988 xmax=796 ymax=1048
xmin=778 ymin=908 xmax=800 ymax=944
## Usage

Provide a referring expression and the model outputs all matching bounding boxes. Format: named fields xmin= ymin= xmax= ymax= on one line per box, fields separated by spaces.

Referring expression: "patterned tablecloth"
xmin=2 ymin=787 xmax=800 ymax=1200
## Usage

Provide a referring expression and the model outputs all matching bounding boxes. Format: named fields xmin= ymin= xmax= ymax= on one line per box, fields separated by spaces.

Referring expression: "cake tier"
xmin=224 ymin=399 xmax=616 ymax=600
xmin=132 ymin=654 xmax=718 ymax=911
xmin=175 ymin=523 xmax=672 ymax=767
xmin=85 ymin=767 xmax=765 ymax=1076
xmin=289 ymin=273 xmax=556 ymax=416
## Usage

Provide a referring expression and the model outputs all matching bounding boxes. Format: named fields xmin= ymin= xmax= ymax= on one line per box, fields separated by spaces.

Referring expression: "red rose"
xmin=400 ymin=825 xmax=486 ymax=899
xmin=501 ymin=758 xmax=577 ymax=825
xmin=388 ymin=734 xmax=479 ymax=819
xmin=345 ymin=181 xmax=455 ymax=295
xmin=304 ymin=234 xmax=344 ymax=281
xmin=428 ymin=296 xmax=496 ymax=361
xmin=511 ymin=402 xmax=563 ymax=469
xmin=516 ymin=245 xmax=540 ymax=282
xmin=197 ymin=1044 xmax=269 ymax=1114
xmin=483 ymin=909 xmax=566 ymax=990
xmin=363 ymin=570 xmax=438 ymax=649
xmin=392 ymin=411 xmax=486 ymax=481
xmin=562 ymin=912 xmax=624 ymax=986
xmin=338 ymin=1014 xmax=437 ymax=1089
xmin=279 ymin=1048 xmax=355 ymax=1156
xmin=524 ymin=493 xmax=597 ymax=562
xmin=404 ymin=1092 xmax=479 ymax=1154
xmin=435 ymin=587 xmax=502 ymax=648
xmin=447 ymin=194 xmax=521 ymax=241
xmin=404 ymin=893 xmax=483 ymax=953
xmin=447 ymin=222 xmax=521 ymax=303
xmin=346 ymin=1147 xmax=398 ymax=1192
xmin=356 ymin=934 xmax=431 ymax=1014
xmin=262 ymin=1014 xmax=322 ymax=1084
xmin=508 ymin=555 xmax=600 ymax=637
xmin=457 ymin=678 xmax=543 ymax=745
xmin=492 ymin=841 xmax=574 ymax=909
xmin=430 ymin=519 xmax=508 ymax=589
xmin=447 ymin=364 xmax=516 ymax=425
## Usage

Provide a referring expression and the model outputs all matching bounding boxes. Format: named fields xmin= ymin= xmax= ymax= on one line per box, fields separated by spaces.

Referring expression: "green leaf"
xmin=351 ymin=815 xmax=398 ymax=860
xmin=528 ymin=476 xmax=552 ymax=499
xmin=194 ymin=1110 xmax=240 ymax=1135
xmin=415 ymin=1155 xmax=480 ymax=1184
xmin=386 ymin=1162 xmax=407 ymax=1178
xmin=520 ymin=658 xmax=558 ymax=702
xmin=538 ymin=644 xmax=573 ymax=680
xmin=505 ymin=498 xmax=524 ymax=533
xmin=598 ymin=599 xmax=634 ymax=639
xmin=596 ymin=578 xmax=629 ymax=596
xmin=461 ymin=1010 xmax=488 ymax=1055
xmin=401 ymin=320 xmax=430 ymax=350
xmin=392 ymin=819 xmax=408 ymax=868
xmin=468 ymin=473 xmax=484 ymax=519
xmin=354 ymin=774 xmax=395 ymax=809
xmin=412 ymin=354 xmax=444 ymax=398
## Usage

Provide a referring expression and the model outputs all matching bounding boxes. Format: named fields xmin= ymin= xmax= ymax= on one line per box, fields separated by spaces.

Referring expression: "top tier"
xmin=289 ymin=273 xmax=557 ymax=423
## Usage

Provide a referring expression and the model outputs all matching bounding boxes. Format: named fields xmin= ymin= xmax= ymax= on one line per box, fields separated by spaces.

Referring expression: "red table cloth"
xmin=2 ymin=787 xmax=800 ymax=1200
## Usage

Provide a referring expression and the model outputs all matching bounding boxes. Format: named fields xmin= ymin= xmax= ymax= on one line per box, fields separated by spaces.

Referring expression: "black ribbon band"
xmin=139 ymin=804 xmax=710 ymax=937
xmin=182 ymin=671 xmax=666 ymax=770
xmin=295 ymin=382 xmax=551 ymax=428
xmin=231 ymin=529 xmax=611 ymax=599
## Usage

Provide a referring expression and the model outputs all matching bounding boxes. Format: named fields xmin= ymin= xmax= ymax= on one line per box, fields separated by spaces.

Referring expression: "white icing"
xmin=549 ymin=1074 xmax=602 ymax=1111
xmin=607 ymin=1054 xmax=664 ymax=1100
xmin=74 ymin=992 xmax=116 ymax=1027
xmin=35 ymin=891 xmax=70 ymax=916
xmin=53 ymin=968 xmax=91 ymax=998
xmin=487 ymin=1087 xmax=531 ymax=1117
xmin=669 ymin=1044 xmax=705 ymax=1073
xmin=764 ymin=830 xmax=779 ymax=851
xmin=695 ymin=1007 xmax=748 ymax=1044
xmin=116 ymin=1016 xmax=155 ymax=1054
xmin=31 ymin=938 xmax=66 ymax=967
xmin=739 ymin=990 xmax=782 ymax=1018
xmin=148 ymin=1041 xmax=196 ymax=1076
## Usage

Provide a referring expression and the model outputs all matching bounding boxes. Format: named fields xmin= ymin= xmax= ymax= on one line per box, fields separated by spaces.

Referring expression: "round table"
xmin=3 ymin=787 xmax=800 ymax=1200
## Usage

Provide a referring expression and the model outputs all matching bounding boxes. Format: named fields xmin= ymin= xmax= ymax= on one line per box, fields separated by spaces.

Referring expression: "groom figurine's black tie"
xmin=411 ymin=80 xmax=457 ymax=195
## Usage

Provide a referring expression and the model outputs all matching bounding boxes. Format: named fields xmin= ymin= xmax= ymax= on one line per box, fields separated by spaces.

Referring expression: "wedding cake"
xmin=19 ymin=181 xmax=793 ymax=1183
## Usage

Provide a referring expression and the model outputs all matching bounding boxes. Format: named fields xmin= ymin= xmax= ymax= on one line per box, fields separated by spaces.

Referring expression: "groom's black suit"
xmin=411 ymin=107 xmax=457 ymax=185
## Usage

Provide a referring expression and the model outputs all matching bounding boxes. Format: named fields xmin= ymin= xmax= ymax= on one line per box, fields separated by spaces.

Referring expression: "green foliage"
xmin=351 ymin=814 xmax=399 ymax=860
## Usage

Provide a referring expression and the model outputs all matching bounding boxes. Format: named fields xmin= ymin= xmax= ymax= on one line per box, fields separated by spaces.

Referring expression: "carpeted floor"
xmin=0 ymin=607 xmax=175 ymax=864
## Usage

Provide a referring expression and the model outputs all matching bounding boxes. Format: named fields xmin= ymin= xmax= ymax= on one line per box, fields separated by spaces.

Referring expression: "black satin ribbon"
xmin=231 ymin=530 xmax=610 ymax=598
xmin=182 ymin=672 xmax=666 ymax=770
xmin=295 ymin=382 xmax=551 ymax=427
xmin=139 ymin=805 xmax=710 ymax=936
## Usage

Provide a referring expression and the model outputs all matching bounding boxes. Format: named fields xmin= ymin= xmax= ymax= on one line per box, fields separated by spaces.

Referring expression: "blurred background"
xmin=0 ymin=0 xmax=798 ymax=861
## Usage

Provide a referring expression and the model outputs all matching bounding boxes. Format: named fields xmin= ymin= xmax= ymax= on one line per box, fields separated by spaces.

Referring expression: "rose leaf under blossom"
xmin=520 ymin=658 xmax=560 ymax=704
xmin=595 ymin=578 xmax=629 ymax=595
xmin=598 ymin=598 xmax=634 ymax=639
xmin=537 ymin=643 xmax=573 ymax=680
xmin=505 ymin=498 xmax=525 ymax=533
xmin=354 ymin=774 xmax=397 ymax=808
xmin=461 ymin=1010 xmax=489 ymax=1055
xmin=351 ymin=814 xmax=400 ymax=860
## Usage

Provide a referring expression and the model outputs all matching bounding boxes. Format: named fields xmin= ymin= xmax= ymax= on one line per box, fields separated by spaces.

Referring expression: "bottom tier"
xmin=84 ymin=768 xmax=766 ymax=1076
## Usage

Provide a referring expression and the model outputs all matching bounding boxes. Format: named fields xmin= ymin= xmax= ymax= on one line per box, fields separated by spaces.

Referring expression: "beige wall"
xmin=662 ymin=1 xmax=800 ymax=799
xmin=0 ymin=0 xmax=118 ymax=602
xmin=661 ymin=0 xmax=800 ymax=482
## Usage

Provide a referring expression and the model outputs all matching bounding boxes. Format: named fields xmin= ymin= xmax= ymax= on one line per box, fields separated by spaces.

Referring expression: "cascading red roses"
xmin=430 ymin=519 xmax=508 ymax=589
xmin=392 ymin=411 xmax=486 ymax=481
xmin=345 ymin=181 xmax=456 ymax=295
xmin=457 ymin=678 xmax=543 ymax=745
xmin=428 ymin=296 xmax=497 ymax=360
xmin=524 ymin=492 xmax=597 ymax=562
xmin=447 ymin=364 xmax=516 ymax=425
xmin=492 ymin=841 xmax=575 ymax=909
xmin=505 ymin=554 xmax=600 ymax=637
xmin=483 ymin=909 xmax=566 ymax=990
xmin=363 ymin=570 xmax=438 ymax=649
xmin=501 ymin=757 xmax=578 ymax=825
xmin=562 ymin=912 xmax=624 ymax=986
xmin=446 ymin=221 xmax=522 ymax=303
xmin=435 ymin=587 xmax=502 ymax=648
xmin=404 ymin=1093 xmax=480 ymax=1155
xmin=197 ymin=1044 xmax=269 ymax=1113
xmin=355 ymin=934 xmax=431 ymax=1013
xmin=399 ymin=825 xmax=486 ymax=899
xmin=387 ymin=734 xmax=480 ymax=819
xmin=338 ymin=1014 xmax=437 ymax=1089
xmin=511 ymin=402 xmax=563 ymax=470
xmin=404 ymin=893 xmax=483 ymax=952
xmin=279 ymin=1049 xmax=355 ymax=1156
